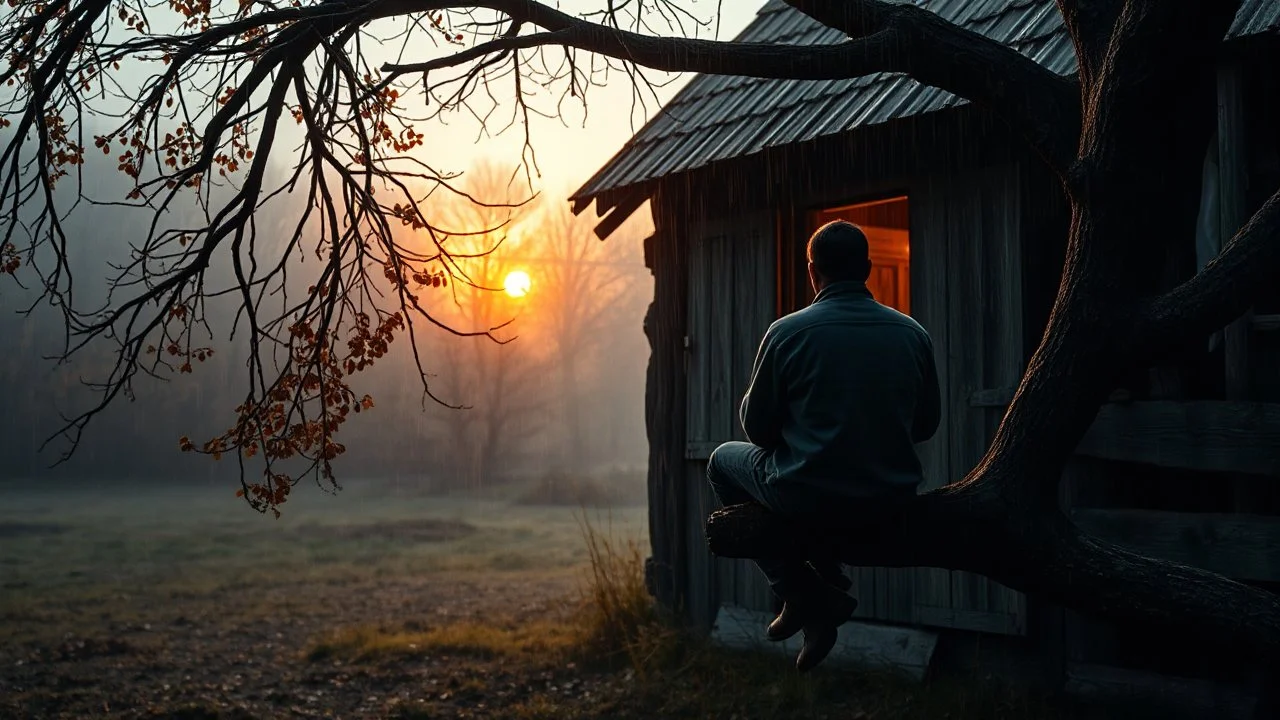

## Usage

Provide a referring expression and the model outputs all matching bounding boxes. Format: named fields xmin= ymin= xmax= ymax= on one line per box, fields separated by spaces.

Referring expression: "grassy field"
xmin=0 ymin=478 xmax=647 ymax=718
xmin=0 ymin=478 xmax=646 ymax=593
xmin=0 ymin=479 xmax=1088 ymax=719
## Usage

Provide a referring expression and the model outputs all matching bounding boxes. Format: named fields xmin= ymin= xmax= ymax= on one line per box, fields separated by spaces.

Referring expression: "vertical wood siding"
xmin=912 ymin=162 xmax=1028 ymax=635
xmin=682 ymin=210 xmax=778 ymax=625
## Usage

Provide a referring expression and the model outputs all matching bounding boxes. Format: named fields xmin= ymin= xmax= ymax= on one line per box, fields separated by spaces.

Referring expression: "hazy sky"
xmin=411 ymin=3 xmax=764 ymax=198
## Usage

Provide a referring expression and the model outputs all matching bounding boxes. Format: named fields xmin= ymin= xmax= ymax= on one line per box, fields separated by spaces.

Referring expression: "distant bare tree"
xmin=516 ymin=198 xmax=647 ymax=472
xmin=423 ymin=162 xmax=548 ymax=489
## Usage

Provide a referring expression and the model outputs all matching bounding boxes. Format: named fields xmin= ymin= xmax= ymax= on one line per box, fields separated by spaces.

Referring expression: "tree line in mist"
xmin=0 ymin=161 xmax=653 ymax=495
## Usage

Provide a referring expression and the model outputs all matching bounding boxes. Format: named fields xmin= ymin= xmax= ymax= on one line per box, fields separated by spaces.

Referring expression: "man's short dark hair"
xmin=807 ymin=220 xmax=871 ymax=283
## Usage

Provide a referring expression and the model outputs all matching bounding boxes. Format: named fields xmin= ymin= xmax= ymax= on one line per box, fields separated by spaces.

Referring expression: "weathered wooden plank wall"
xmin=907 ymin=176 xmax=954 ymax=629
xmin=681 ymin=209 xmax=777 ymax=627
xmin=912 ymin=162 xmax=1027 ymax=635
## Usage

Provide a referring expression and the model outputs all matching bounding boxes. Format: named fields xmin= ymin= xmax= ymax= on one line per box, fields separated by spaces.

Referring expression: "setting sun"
xmin=503 ymin=269 xmax=532 ymax=298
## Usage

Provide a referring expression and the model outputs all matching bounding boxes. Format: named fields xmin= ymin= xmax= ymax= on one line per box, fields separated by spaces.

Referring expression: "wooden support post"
xmin=644 ymin=188 xmax=689 ymax=613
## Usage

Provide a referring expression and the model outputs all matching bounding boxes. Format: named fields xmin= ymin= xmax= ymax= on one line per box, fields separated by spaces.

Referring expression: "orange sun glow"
xmin=503 ymin=269 xmax=532 ymax=298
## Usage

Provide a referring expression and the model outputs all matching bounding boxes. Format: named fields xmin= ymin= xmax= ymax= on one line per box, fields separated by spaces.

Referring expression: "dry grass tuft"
xmin=574 ymin=511 xmax=682 ymax=674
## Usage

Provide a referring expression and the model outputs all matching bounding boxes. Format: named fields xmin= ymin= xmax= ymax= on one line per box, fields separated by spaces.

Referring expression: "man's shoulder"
xmin=771 ymin=299 xmax=931 ymax=340
xmin=875 ymin=304 xmax=931 ymax=340
xmin=766 ymin=304 xmax=823 ymax=341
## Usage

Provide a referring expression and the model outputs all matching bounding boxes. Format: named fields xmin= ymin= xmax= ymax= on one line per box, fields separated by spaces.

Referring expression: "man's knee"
xmin=706 ymin=443 xmax=727 ymax=483
xmin=707 ymin=440 xmax=745 ymax=473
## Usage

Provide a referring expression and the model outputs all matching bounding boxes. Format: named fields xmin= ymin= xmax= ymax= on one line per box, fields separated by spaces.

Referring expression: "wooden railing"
xmin=1069 ymin=400 xmax=1280 ymax=583
xmin=1074 ymin=400 xmax=1280 ymax=476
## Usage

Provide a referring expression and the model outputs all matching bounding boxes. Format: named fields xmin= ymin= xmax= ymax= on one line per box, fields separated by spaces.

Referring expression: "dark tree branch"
xmin=378 ymin=0 xmax=1081 ymax=172
xmin=1054 ymin=0 xmax=1125 ymax=88
xmin=387 ymin=25 xmax=897 ymax=81
xmin=1137 ymin=186 xmax=1280 ymax=361
xmin=709 ymin=501 xmax=1280 ymax=661
xmin=786 ymin=0 xmax=1081 ymax=172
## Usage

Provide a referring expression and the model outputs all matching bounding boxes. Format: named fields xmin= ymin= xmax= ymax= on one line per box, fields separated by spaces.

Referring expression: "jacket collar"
xmin=813 ymin=280 xmax=873 ymax=304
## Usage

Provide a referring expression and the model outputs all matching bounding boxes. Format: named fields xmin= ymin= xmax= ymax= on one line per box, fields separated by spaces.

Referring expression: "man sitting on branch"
xmin=706 ymin=220 xmax=942 ymax=672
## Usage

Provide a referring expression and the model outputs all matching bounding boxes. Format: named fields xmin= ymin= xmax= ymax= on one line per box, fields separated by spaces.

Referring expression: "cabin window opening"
xmin=808 ymin=195 xmax=910 ymax=314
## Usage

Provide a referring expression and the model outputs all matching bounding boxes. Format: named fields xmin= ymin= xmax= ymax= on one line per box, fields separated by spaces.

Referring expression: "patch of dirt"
xmin=0 ymin=569 xmax=596 ymax=720
xmin=44 ymin=637 xmax=135 ymax=663
xmin=293 ymin=518 xmax=477 ymax=543
xmin=0 ymin=521 xmax=69 ymax=538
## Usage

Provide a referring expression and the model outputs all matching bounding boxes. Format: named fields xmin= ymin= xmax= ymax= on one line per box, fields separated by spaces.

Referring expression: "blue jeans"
xmin=706 ymin=441 xmax=832 ymax=595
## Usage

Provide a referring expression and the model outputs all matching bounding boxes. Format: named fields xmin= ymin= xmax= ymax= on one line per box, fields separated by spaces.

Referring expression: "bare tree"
xmin=3 ymin=0 xmax=1280 ymax=661
xmin=422 ymin=161 xmax=548 ymax=489
xmin=515 ymin=197 xmax=647 ymax=472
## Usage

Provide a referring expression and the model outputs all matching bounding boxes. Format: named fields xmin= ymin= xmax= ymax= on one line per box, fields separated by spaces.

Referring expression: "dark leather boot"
xmin=766 ymin=577 xmax=858 ymax=643
xmin=767 ymin=601 xmax=805 ymax=641
xmin=796 ymin=623 xmax=840 ymax=673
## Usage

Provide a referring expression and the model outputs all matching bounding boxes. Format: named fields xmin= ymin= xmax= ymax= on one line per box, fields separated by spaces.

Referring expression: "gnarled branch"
xmin=384 ymin=0 xmax=1081 ymax=171
xmin=1138 ymin=186 xmax=1280 ymax=361
xmin=708 ymin=501 xmax=1280 ymax=661
xmin=786 ymin=0 xmax=1081 ymax=172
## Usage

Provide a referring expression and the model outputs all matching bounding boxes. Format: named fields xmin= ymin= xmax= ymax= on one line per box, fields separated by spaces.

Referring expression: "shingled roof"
xmin=571 ymin=0 xmax=1280 ymax=208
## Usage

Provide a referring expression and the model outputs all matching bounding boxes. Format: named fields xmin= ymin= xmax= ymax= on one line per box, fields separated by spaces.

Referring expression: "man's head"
xmin=806 ymin=220 xmax=871 ymax=293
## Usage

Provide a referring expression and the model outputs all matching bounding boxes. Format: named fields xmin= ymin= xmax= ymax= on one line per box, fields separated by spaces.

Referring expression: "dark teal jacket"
xmin=740 ymin=281 xmax=941 ymax=497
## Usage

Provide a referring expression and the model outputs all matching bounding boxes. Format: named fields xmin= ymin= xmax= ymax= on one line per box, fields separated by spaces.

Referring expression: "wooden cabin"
xmin=570 ymin=0 xmax=1280 ymax=708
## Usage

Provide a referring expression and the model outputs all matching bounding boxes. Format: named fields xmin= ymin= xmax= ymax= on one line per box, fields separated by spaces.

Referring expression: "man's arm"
xmin=740 ymin=326 xmax=785 ymax=450
xmin=912 ymin=335 xmax=942 ymax=444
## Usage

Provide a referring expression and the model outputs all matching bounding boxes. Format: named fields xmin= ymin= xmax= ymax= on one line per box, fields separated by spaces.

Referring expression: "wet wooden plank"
xmin=706 ymin=234 xmax=738 ymax=605
xmin=969 ymin=387 xmax=1017 ymax=407
xmin=732 ymin=226 xmax=758 ymax=444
